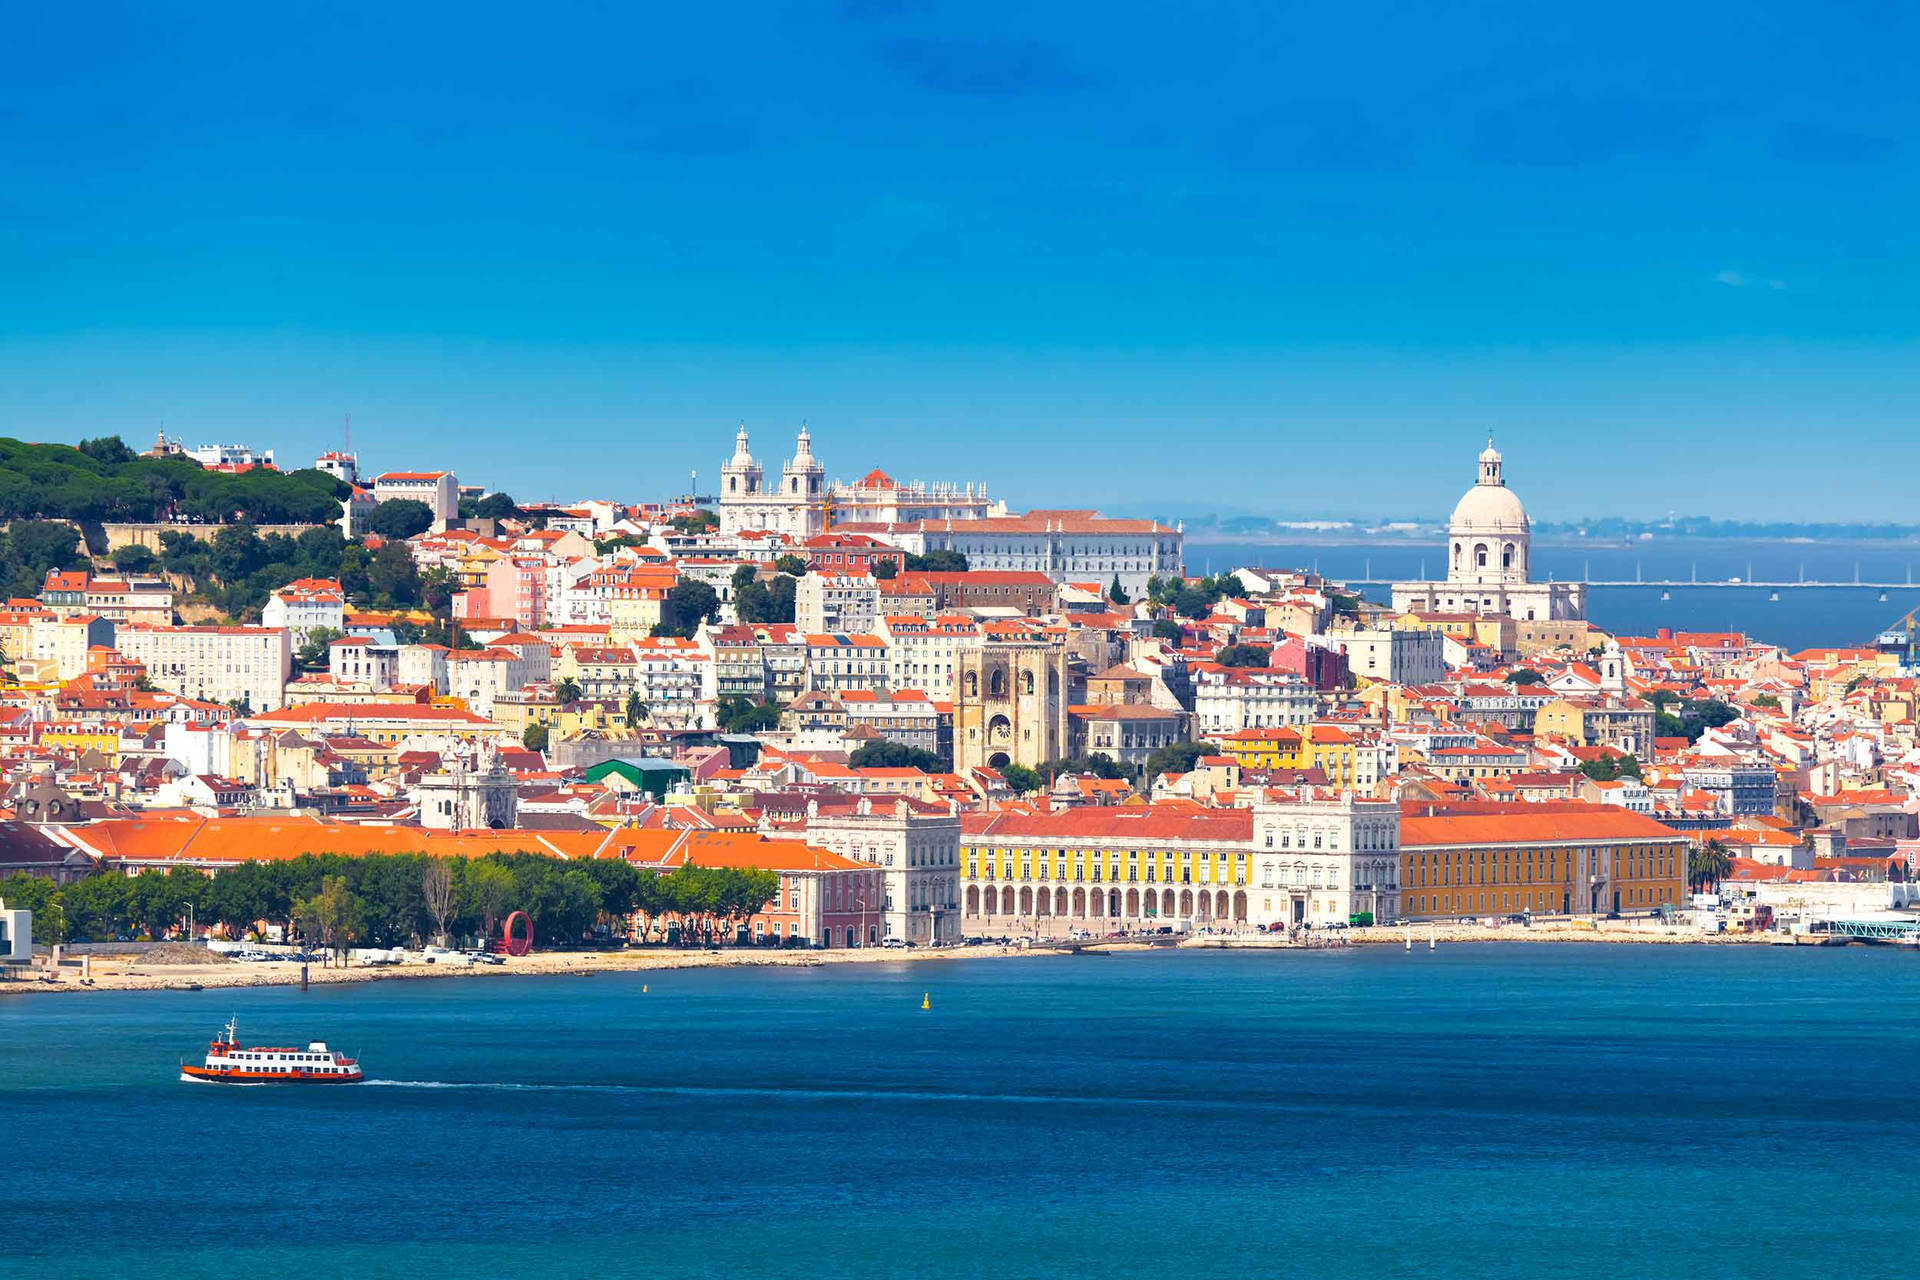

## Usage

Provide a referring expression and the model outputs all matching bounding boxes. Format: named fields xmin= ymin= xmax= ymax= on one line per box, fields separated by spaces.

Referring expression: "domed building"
xmin=1391 ymin=439 xmax=1585 ymax=623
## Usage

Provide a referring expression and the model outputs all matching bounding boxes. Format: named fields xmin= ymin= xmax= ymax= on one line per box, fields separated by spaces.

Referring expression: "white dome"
xmin=1449 ymin=482 xmax=1529 ymax=533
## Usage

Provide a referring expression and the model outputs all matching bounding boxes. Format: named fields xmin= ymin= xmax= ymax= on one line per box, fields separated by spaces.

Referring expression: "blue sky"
xmin=3 ymin=1 xmax=1917 ymax=520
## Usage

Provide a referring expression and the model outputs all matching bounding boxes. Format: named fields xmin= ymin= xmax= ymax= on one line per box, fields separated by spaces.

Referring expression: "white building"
xmin=113 ymin=625 xmax=293 ymax=711
xmin=805 ymin=634 xmax=889 ymax=696
xmin=445 ymin=648 xmax=529 ymax=718
xmin=1193 ymin=666 xmax=1315 ymax=734
xmin=163 ymin=722 xmax=236 ymax=777
xmin=77 ymin=579 xmax=174 ymax=627
xmin=328 ymin=636 xmax=399 ymax=689
xmin=262 ymin=578 xmax=346 ymax=649
xmin=795 ymin=568 xmax=880 ymax=636
xmin=631 ymin=638 xmax=712 ymax=729
xmin=29 ymin=615 xmax=114 ymax=682
xmin=1329 ymin=627 xmax=1447 ymax=686
xmin=398 ymin=643 xmax=450 ymax=694
xmin=1252 ymin=790 xmax=1402 ymax=927
xmin=717 ymin=424 xmax=829 ymax=539
xmin=315 ymin=450 xmax=358 ymax=485
xmin=0 ymin=897 xmax=32 ymax=963
xmin=828 ymin=469 xmax=1005 ymax=525
xmin=1391 ymin=439 xmax=1586 ymax=622
xmin=372 ymin=470 xmax=460 ymax=527
xmin=792 ymin=797 xmax=962 ymax=945
xmin=846 ymin=510 xmax=1183 ymax=599
xmin=340 ymin=485 xmax=377 ymax=538
xmin=878 ymin=614 xmax=981 ymax=697
xmin=184 ymin=442 xmax=274 ymax=468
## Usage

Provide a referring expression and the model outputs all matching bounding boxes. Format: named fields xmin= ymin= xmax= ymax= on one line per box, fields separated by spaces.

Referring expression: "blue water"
xmin=3 ymin=946 xmax=1917 ymax=1279
xmin=1186 ymin=537 xmax=1920 ymax=650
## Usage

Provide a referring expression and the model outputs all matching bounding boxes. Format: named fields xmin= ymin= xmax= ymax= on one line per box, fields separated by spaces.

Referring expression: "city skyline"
xmin=5 ymin=1 xmax=1919 ymax=517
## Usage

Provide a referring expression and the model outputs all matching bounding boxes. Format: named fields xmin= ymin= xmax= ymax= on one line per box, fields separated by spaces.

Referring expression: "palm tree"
xmin=553 ymin=676 xmax=582 ymax=706
xmin=624 ymin=690 xmax=649 ymax=728
xmin=1689 ymin=838 xmax=1733 ymax=892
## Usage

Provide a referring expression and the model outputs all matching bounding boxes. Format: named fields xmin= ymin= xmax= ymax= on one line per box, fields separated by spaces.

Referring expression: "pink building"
xmin=484 ymin=557 xmax=548 ymax=631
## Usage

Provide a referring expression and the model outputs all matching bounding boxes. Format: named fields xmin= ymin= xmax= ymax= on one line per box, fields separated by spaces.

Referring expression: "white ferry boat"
xmin=180 ymin=1018 xmax=363 ymax=1084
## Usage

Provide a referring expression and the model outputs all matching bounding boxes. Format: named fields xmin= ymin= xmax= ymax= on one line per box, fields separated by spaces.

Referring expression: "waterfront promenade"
xmin=3 ymin=917 xmax=1789 ymax=997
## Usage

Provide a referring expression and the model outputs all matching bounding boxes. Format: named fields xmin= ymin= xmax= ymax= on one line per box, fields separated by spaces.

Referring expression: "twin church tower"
xmin=717 ymin=423 xmax=828 ymax=539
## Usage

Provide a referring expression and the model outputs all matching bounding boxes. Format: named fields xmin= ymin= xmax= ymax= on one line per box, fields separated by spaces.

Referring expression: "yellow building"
xmin=608 ymin=570 xmax=678 ymax=644
xmin=493 ymin=686 xmax=560 ymax=740
xmin=1213 ymin=724 xmax=1361 ymax=786
xmin=1214 ymin=727 xmax=1302 ymax=770
xmin=550 ymin=702 xmax=647 ymax=744
xmin=1400 ymin=803 xmax=1687 ymax=919
xmin=42 ymin=723 xmax=124 ymax=761
xmin=960 ymin=806 xmax=1259 ymax=927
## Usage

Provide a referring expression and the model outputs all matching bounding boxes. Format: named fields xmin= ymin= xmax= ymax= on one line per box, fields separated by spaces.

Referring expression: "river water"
xmin=2 ymin=946 xmax=1916 ymax=1279
xmin=1186 ymin=537 xmax=1920 ymax=650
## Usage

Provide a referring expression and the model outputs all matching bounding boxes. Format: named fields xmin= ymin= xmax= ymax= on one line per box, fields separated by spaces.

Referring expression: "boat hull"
xmin=180 ymin=1066 xmax=363 ymax=1084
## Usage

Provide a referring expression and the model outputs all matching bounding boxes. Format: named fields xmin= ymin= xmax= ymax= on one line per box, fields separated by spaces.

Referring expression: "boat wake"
xmin=358 ymin=1080 xmax=1316 ymax=1111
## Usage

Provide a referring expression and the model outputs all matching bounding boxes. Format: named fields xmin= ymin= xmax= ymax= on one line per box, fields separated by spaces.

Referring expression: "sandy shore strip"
xmin=1 ymin=941 xmax=1077 ymax=996
xmin=2 ymin=922 xmax=1814 ymax=996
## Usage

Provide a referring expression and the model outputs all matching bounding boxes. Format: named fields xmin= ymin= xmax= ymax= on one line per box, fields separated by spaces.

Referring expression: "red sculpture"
xmin=495 ymin=910 xmax=533 ymax=957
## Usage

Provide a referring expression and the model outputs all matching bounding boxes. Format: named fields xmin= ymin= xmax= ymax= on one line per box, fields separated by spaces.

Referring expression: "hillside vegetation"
xmin=0 ymin=435 xmax=346 ymax=525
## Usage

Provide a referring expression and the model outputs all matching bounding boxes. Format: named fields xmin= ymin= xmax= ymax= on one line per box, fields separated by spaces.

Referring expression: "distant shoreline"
xmin=2 ymin=924 xmax=1809 ymax=996
xmin=1183 ymin=532 xmax=1920 ymax=550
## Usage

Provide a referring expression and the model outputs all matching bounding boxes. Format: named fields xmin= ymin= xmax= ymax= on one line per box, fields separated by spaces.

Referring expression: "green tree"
xmin=293 ymin=874 xmax=366 ymax=962
xmin=717 ymin=696 xmax=781 ymax=733
xmin=735 ymin=572 xmax=796 ymax=623
xmin=624 ymin=689 xmax=648 ymax=727
xmin=713 ymin=866 xmax=780 ymax=944
xmin=472 ymin=492 xmax=519 ymax=520
xmin=1508 ymin=669 xmax=1544 ymax=686
xmin=1578 ymin=753 xmax=1640 ymax=782
xmin=1108 ymin=573 xmax=1130 ymax=605
xmin=294 ymin=626 xmax=346 ymax=673
xmin=61 ymin=874 xmax=136 ymax=940
xmin=419 ymin=565 xmax=459 ymax=619
xmin=669 ymin=509 xmax=719 ymax=534
xmin=1689 ymin=839 xmax=1733 ymax=892
xmin=367 ymin=499 xmax=435 ymax=540
xmin=1215 ymin=643 xmax=1271 ymax=668
xmin=422 ymin=859 xmax=458 ymax=946
xmin=773 ymin=553 xmax=809 ymax=576
xmin=78 ymin=435 xmax=138 ymax=466
xmin=0 ymin=873 xmax=66 ymax=943
xmin=1151 ymin=618 xmax=1184 ymax=641
xmin=1173 ymin=585 xmax=1217 ymax=619
xmin=847 ymin=740 xmax=941 ymax=771
xmin=1000 ymin=763 xmax=1043 ymax=793
xmin=903 ymin=550 xmax=968 ymax=572
xmin=523 ymin=723 xmax=550 ymax=751
xmin=466 ymin=860 xmax=515 ymax=940
xmin=652 ymin=580 xmax=720 ymax=638
xmin=111 ymin=543 xmax=159 ymax=574
xmin=367 ymin=542 xmax=422 ymax=607
xmin=553 ymin=676 xmax=582 ymax=705
xmin=872 ymin=559 xmax=898 ymax=580
xmin=1144 ymin=740 xmax=1214 ymax=783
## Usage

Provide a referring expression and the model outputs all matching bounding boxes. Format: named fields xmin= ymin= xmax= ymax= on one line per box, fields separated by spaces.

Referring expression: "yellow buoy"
xmin=643 ymin=984 xmax=648 ymax=993
xmin=921 ymin=992 xmax=930 ymax=1010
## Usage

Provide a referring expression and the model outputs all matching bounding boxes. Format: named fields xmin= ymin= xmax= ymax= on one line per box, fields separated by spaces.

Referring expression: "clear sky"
xmin=4 ymin=1 xmax=1917 ymax=520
